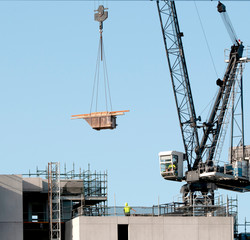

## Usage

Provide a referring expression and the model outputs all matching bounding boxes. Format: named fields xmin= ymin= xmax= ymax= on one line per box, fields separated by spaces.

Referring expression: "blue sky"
xmin=0 ymin=0 xmax=250 ymax=227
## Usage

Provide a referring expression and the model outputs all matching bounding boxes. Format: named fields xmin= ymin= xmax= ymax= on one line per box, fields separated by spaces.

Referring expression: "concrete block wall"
xmin=0 ymin=175 xmax=23 ymax=240
xmin=65 ymin=216 xmax=234 ymax=240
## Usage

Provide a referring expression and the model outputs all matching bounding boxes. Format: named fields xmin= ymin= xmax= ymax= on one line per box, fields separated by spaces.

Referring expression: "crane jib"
xmin=157 ymin=0 xmax=200 ymax=170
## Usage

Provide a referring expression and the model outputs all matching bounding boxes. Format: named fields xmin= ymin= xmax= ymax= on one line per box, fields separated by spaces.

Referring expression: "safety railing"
xmin=224 ymin=46 xmax=250 ymax=63
xmin=72 ymin=199 xmax=235 ymax=218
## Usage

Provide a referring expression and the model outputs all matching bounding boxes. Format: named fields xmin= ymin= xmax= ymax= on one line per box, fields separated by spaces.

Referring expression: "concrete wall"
xmin=65 ymin=216 xmax=234 ymax=240
xmin=23 ymin=177 xmax=48 ymax=192
xmin=23 ymin=177 xmax=43 ymax=192
xmin=0 ymin=175 xmax=23 ymax=240
xmin=66 ymin=217 xmax=80 ymax=240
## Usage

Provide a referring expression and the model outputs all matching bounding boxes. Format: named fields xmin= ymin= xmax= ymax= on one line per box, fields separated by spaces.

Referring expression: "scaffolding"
xmin=48 ymin=162 xmax=61 ymax=240
xmin=24 ymin=163 xmax=107 ymax=180
xmin=23 ymin=163 xmax=108 ymax=220
xmin=68 ymin=168 xmax=108 ymax=217
xmin=227 ymin=196 xmax=238 ymax=234
xmin=238 ymin=218 xmax=250 ymax=239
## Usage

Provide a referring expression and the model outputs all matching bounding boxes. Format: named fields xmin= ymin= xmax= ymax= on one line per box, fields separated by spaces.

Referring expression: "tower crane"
xmin=157 ymin=1 xmax=250 ymax=202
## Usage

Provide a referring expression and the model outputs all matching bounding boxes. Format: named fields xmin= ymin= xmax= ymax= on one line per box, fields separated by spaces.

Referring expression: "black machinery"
xmin=157 ymin=1 xmax=250 ymax=202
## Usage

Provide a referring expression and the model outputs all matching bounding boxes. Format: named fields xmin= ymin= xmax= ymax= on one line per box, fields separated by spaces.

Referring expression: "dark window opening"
xmin=118 ymin=224 xmax=128 ymax=240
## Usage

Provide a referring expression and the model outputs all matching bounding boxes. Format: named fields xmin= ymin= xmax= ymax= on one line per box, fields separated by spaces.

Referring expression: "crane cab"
xmin=159 ymin=151 xmax=184 ymax=182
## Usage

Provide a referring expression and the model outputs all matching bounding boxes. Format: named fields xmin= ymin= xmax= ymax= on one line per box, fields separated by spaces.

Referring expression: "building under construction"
xmin=1 ymin=1 xmax=250 ymax=240
xmin=0 ymin=162 xmax=249 ymax=240
xmin=0 ymin=163 xmax=107 ymax=240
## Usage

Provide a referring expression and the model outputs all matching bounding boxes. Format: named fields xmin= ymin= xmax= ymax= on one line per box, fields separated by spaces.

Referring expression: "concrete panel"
xmin=130 ymin=222 xmax=153 ymax=240
xmin=129 ymin=217 xmax=164 ymax=240
xmin=65 ymin=216 xmax=234 ymax=240
xmin=79 ymin=217 xmax=117 ymax=240
xmin=0 ymin=175 xmax=23 ymax=222
xmin=163 ymin=217 xmax=198 ymax=240
xmin=23 ymin=177 xmax=43 ymax=192
xmin=197 ymin=217 xmax=233 ymax=240
xmin=0 ymin=223 xmax=23 ymax=240
xmin=0 ymin=175 xmax=23 ymax=240
xmin=65 ymin=220 xmax=73 ymax=240
xmin=73 ymin=217 xmax=80 ymax=240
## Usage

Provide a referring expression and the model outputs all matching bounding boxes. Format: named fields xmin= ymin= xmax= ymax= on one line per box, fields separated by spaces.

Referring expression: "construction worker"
xmin=168 ymin=163 xmax=176 ymax=171
xmin=168 ymin=163 xmax=178 ymax=176
xmin=124 ymin=202 xmax=136 ymax=216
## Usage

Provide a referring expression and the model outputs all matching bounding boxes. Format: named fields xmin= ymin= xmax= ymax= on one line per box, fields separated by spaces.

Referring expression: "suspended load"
xmin=72 ymin=5 xmax=129 ymax=130
xmin=71 ymin=110 xmax=129 ymax=131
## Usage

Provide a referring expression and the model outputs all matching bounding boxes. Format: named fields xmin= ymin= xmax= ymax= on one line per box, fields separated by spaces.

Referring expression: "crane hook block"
xmin=71 ymin=110 xmax=129 ymax=131
xmin=94 ymin=5 xmax=108 ymax=23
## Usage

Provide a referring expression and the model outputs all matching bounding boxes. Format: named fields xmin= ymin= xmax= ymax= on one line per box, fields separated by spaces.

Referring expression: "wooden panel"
xmin=71 ymin=110 xmax=128 ymax=130
xmin=71 ymin=110 xmax=129 ymax=118
xmin=84 ymin=116 xmax=116 ymax=130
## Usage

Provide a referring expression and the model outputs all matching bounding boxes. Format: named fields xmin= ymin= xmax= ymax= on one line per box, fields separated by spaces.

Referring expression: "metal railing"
xmin=72 ymin=199 xmax=235 ymax=218
xmin=24 ymin=195 xmax=237 ymax=221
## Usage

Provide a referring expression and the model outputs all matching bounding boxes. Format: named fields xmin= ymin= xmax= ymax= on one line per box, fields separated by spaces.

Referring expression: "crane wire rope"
xmin=200 ymin=61 xmax=228 ymax=122
xmin=90 ymin=3 xmax=112 ymax=114
xmin=194 ymin=2 xmax=219 ymax=79
xmin=90 ymin=34 xmax=112 ymax=113
xmin=194 ymin=1 xmax=223 ymax=141
xmin=198 ymin=90 xmax=218 ymax=119
xmin=94 ymin=1 xmax=108 ymax=11
xmin=95 ymin=41 xmax=101 ymax=112
xmin=102 ymin=41 xmax=113 ymax=111
xmin=90 ymin=39 xmax=101 ymax=113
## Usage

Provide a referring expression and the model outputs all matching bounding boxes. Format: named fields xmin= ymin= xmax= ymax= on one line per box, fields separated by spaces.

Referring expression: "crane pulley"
xmin=94 ymin=5 xmax=108 ymax=61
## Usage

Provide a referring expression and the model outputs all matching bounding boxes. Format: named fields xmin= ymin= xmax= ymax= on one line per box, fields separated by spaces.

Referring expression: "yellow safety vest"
xmin=168 ymin=164 xmax=176 ymax=169
xmin=124 ymin=206 xmax=131 ymax=213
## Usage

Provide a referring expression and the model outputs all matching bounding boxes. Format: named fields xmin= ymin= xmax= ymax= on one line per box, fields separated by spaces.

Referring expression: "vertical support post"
xmin=229 ymin=63 xmax=245 ymax=170
xmin=48 ymin=162 xmax=61 ymax=240
xmin=230 ymin=83 xmax=235 ymax=163
xmin=245 ymin=217 xmax=247 ymax=236
xmin=106 ymin=170 xmax=108 ymax=216
xmin=158 ymin=195 xmax=160 ymax=216
xmin=226 ymin=196 xmax=229 ymax=217
xmin=240 ymin=74 xmax=245 ymax=166
xmin=114 ymin=193 xmax=116 ymax=216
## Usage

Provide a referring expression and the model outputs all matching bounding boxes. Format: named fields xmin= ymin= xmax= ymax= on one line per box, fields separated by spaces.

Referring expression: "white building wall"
xmin=65 ymin=216 xmax=234 ymax=240
xmin=0 ymin=175 xmax=23 ymax=240
xmin=73 ymin=217 xmax=80 ymax=240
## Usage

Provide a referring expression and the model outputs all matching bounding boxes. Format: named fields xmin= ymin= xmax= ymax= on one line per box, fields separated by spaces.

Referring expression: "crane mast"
xmin=194 ymin=43 xmax=243 ymax=169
